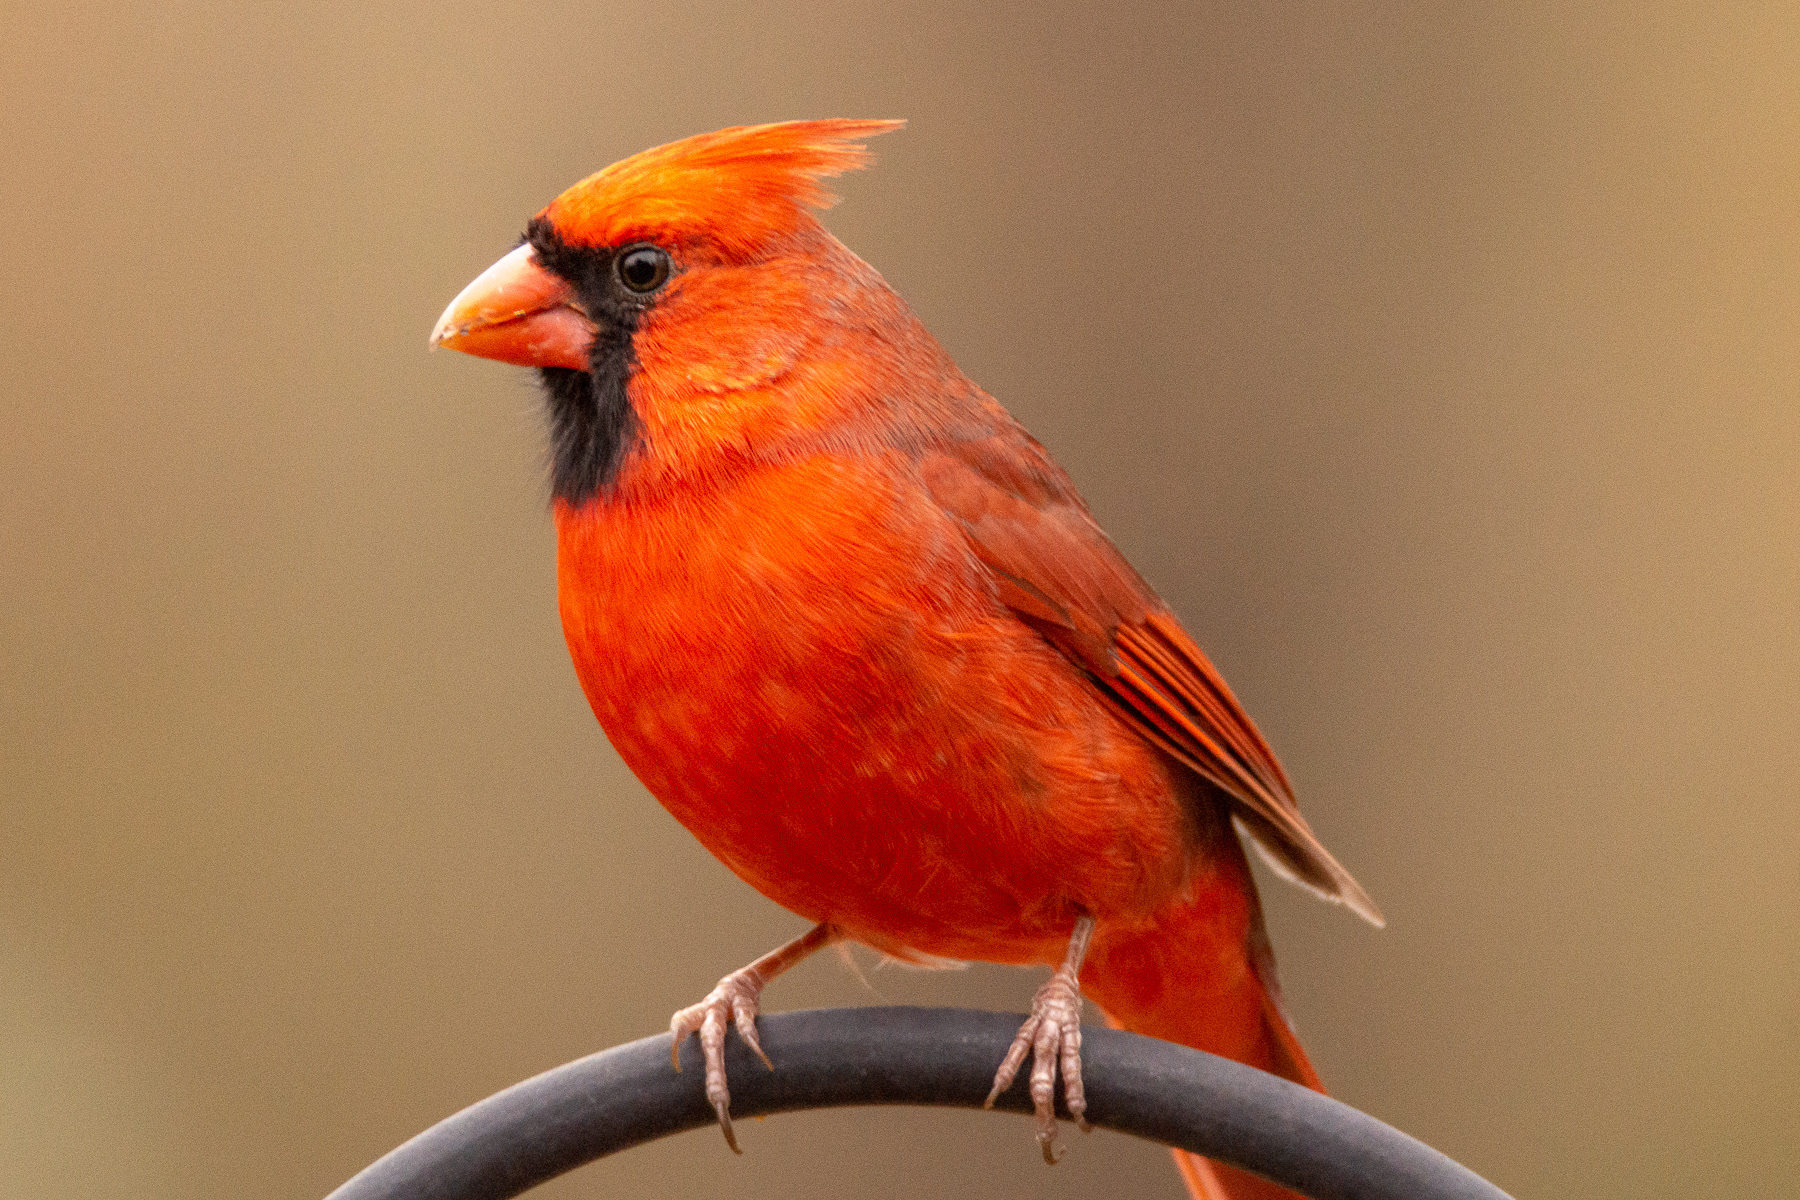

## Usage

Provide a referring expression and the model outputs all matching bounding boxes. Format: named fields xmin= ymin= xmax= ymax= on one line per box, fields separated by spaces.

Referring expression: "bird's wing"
xmin=920 ymin=425 xmax=1382 ymax=926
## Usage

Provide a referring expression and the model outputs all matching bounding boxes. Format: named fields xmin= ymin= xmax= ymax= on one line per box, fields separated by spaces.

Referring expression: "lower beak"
xmin=429 ymin=243 xmax=596 ymax=370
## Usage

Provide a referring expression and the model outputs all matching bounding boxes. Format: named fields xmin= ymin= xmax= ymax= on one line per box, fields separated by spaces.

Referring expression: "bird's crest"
xmin=540 ymin=119 xmax=904 ymax=259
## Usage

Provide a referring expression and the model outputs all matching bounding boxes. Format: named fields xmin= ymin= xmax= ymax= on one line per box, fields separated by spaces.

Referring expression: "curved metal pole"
xmin=326 ymin=1007 xmax=1510 ymax=1200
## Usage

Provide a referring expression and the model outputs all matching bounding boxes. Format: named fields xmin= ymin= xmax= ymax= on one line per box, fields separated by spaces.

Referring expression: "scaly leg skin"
xmin=669 ymin=922 xmax=842 ymax=1153
xmin=985 ymin=914 xmax=1097 ymax=1163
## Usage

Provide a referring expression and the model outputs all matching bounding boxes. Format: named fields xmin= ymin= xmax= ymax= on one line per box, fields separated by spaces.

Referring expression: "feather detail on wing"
xmin=920 ymin=427 xmax=1383 ymax=927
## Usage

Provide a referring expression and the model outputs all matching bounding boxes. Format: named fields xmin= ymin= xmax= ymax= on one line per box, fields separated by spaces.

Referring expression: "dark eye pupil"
xmin=618 ymin=246 xmax=669 ymax=293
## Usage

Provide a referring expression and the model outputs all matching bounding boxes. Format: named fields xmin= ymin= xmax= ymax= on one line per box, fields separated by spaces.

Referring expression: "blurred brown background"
xmin=3 ymin=2 xmax=1796 ymax=1198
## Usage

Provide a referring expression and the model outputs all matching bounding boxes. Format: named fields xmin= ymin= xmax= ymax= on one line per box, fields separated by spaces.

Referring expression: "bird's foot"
xmin=669 ymin=967 xmax=772 ymax=1154
xmin=985 ymin=963 xmax=1090 ymax=1162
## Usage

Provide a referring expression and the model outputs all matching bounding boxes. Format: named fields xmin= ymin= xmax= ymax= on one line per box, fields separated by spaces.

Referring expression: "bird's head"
xmin=430 ymin=119 xmax=907 ymax=504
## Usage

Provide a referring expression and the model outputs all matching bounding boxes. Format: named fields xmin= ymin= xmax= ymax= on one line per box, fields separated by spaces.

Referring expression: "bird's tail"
xmin=1082 ymin=853 xmax=1323 ymax=1200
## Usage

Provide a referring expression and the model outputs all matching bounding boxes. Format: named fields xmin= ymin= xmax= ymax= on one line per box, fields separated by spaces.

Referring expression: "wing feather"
xmin=921 ymin=428 xmax=1382 ymax=926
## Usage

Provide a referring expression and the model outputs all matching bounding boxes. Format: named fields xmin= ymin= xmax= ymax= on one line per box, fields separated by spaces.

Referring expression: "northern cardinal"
xmin=431 ymin=120 xmax=1380 ymax=1200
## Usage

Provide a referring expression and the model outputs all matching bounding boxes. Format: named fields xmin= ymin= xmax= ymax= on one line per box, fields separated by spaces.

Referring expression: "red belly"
xmin=554 ymin=454 xmax=1195 ymax=965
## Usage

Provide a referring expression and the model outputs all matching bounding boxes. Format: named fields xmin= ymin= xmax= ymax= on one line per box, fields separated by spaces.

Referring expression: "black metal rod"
xmin=326 ymin=1006 xmax=1510 ymax=1200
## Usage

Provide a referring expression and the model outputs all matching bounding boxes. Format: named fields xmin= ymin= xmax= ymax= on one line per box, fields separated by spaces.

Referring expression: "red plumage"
xmin=433 ymin=120 xmax=1380 ymax=1199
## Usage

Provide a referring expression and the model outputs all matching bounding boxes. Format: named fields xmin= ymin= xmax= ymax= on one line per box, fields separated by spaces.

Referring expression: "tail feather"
xmin=1083 ymin=860 xmax=1324 ymax=1200
xmin=1175 ymin=1151 xmax=1308 ymax=1200
xmin=1168 ymin=983 xmax=1322 ymax=1200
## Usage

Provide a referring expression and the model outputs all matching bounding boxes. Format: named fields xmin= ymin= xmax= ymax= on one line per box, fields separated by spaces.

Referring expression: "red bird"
xmin=431 ymin=120 xmax=1380 ymax=1200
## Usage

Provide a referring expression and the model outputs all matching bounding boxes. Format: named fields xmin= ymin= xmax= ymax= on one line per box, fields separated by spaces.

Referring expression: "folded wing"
xmin=920 ymin=426 xmax=1382 ymax=926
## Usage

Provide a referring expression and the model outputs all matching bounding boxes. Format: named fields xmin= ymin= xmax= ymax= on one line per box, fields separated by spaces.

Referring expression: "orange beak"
xmin=429 ymin=243 xmax=597 ymax=370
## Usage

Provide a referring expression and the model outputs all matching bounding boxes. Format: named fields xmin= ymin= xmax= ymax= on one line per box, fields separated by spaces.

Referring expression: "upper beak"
xmin=429 ymin=243 xmax=597 ymax=370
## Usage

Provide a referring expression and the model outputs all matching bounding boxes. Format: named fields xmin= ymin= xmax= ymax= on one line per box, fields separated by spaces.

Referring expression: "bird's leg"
xmin=985 ymin=914 xmax=1096 ymax=1163
xmin=669 ymin=921 xmax=843 ymax=1153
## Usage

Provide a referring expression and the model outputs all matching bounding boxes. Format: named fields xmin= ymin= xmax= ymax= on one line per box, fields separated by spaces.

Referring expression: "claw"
xmin=669 ymin=967 xmax=768 ymax=1154
xmin=713 ymin=1101 xmax=740 ymax=1155
xmin=987 ymin=916 xmax=1095 ymax=1164
xmin=663 ymin=924 xmax=842 ymax=1154
xmin=734 ymin=990 xmax=774 ymax=1070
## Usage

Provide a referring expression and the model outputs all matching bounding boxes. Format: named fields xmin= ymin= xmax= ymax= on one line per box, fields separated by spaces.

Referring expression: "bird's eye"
xmin=616 ymin=245 xmax=671 ymax=294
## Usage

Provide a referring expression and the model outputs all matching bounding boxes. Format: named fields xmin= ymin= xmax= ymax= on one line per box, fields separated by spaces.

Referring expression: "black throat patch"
xmin=524 ymin=219 xmax=654 ymax=506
